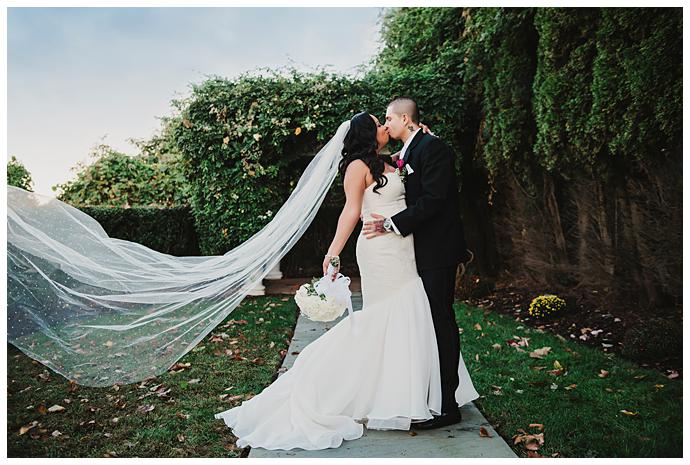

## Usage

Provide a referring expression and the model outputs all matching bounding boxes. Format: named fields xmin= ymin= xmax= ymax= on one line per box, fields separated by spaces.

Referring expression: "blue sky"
xmin=8 ymin=7 xmax=385 ymax=196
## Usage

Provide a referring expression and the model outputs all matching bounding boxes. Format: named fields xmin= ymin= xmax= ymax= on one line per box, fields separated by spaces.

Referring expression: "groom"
xmin=362 ymin=96 xmax=471 ymax=430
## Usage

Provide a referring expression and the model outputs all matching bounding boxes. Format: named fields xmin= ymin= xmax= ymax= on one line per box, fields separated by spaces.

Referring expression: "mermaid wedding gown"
xmin=214 ymin=171 xmax=480 ymax=450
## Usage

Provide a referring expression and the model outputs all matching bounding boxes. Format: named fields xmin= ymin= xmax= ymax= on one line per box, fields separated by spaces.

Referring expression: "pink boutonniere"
xmin=394 ymin=158 xmax=413 ymax=182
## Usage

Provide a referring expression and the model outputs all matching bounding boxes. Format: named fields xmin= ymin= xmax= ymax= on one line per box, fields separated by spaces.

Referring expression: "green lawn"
xmin=7 ymin=297 xmax=682 ymax=458
xmin=7 ymin=295 xmax=299 ymax=458
xmin=455 ymin=302 xmax=683 ymax=458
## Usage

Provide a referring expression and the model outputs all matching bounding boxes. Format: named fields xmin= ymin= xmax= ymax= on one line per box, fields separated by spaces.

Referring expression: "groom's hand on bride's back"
xmin=362 ymin=213 xmax=388 ymax=239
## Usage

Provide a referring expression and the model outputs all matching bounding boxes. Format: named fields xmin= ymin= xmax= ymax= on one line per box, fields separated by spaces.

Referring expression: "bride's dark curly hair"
xmin=338 ymin=111 xmax=390 ymax=194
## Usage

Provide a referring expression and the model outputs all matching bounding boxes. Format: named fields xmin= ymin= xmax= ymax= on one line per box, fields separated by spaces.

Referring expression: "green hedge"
xmin=373 ymin=7 xmax=682 ymax=307
xmin=586 ymin=8 xmax=682 ymax=163
xmin=54 ymin=142 xmax=189 ymax=208
xmin=169 ymin=70 xmax=390 ymax=255
xmin=77 ymin=205 xmax=200 ymax=256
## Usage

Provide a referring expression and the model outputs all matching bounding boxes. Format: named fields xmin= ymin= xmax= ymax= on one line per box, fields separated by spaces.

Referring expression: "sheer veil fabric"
xmin=7 ymin=121 xmax=351 ymax=387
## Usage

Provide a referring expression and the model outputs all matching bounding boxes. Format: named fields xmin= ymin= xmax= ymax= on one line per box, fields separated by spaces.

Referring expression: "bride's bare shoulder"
xmin=345 ymin=159 xmax=370 ymax=176
xmin=345 ymin=159 xmax=368 ymax=171
xmin=344 ymin=160 xmax=370 ymax=187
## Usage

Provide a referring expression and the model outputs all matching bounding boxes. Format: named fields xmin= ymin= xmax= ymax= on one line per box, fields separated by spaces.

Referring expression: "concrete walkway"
xmin=249 ymin=291 xmax=518 ymax=458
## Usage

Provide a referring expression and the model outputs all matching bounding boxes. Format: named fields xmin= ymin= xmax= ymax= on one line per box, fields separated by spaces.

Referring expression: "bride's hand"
xmin=420 ymin=122 xmax=434 ymax=136
xmin=322 ymin=256 xmax=340 ymax=281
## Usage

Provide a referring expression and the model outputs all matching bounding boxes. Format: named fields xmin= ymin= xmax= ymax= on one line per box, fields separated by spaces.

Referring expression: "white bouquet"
xmin=294 ymin=264 xmax=353 ymax=322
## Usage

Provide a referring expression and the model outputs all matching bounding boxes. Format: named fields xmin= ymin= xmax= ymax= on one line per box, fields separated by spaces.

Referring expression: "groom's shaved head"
xmin=387 ymin=97 xmax=420 ymax=124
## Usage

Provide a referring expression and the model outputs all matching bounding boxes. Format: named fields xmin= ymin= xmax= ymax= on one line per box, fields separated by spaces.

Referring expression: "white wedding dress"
xmin=214 ymin=171 xmax=480 ymax=450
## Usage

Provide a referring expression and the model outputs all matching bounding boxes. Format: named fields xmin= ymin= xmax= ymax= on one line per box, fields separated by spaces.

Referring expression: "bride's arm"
xmin=323 ymin=160 xmax=367 ymax=277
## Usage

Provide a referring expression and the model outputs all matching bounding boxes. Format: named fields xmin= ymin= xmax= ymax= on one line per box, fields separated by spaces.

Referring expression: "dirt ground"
xmin=460 ymin=277 xmax=682 ymax=378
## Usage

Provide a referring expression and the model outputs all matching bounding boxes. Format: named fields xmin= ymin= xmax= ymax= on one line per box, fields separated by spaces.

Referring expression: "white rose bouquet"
xmin=294 ymin=264 xmax=353 ymax=323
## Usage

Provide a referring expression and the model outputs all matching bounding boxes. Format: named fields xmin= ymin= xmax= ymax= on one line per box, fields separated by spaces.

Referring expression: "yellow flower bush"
xmin=528 ymin=294 xmax=566 ymax=318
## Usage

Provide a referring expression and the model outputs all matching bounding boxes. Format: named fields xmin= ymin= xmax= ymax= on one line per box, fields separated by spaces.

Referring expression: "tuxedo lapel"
xmin=403 ymin=129 xmax=426 ymax=164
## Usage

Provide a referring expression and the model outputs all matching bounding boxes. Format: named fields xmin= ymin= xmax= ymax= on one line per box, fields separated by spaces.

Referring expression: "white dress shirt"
xmin=389 ymin=127 xmax=421 ymax=235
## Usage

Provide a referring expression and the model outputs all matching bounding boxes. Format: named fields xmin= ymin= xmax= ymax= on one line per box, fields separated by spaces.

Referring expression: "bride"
xmin=213 ymin=112 xmax=480 ymax=451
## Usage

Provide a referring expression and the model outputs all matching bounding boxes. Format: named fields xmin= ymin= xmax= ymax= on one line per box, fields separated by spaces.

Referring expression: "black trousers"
xmin=419 ymin=266 xmax=460 ymax=413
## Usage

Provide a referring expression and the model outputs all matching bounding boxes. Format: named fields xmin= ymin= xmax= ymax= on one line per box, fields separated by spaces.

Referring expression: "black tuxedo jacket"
xmin=390 ymin=130 xmax=470 ymax=271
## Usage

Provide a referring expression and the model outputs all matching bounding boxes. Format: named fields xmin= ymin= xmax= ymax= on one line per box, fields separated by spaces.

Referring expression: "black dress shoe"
xmin=411 ymin=409 xmax=462 ymax=430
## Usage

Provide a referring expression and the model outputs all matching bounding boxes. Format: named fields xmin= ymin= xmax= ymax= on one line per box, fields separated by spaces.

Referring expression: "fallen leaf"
xmin=473 ymin=323 xmax=482 ymax=331
xmin=513 ymin=430 xmax=545 ymax=451
xmin=598 ymin=369 xmax=610 ymax=378
xmin=529 ymin=347 xmax=551 ymax=359
xmin=529 ymin=423 xmax=544 ymax=431
xmin=137 ymin=404 xmax=155 ymax=413
xmin=620 ymin=409 xmax=639 ymax=416
xmin=525 ymin=433 xmax=544 ymax=450
xmin=169 ymin=362 xmax=191 ymax=373
xmin=47 ymin=405 xmax=65 ymax=413
xmin=479 ymin=426 xmax=492 ymax=437
xmin=19 ymin=421 xmax=38 ymax=435
xmin=491 ymin=343 xmax=502 ymax=350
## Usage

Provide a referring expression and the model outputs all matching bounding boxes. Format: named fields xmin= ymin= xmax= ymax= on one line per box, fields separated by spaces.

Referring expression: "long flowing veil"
xmin=7 ymin=120 xmax=351 ymax=387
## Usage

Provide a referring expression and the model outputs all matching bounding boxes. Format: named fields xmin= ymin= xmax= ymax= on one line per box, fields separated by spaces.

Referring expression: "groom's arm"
xmin=390 ymin=139 xmax=454 ymax=237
